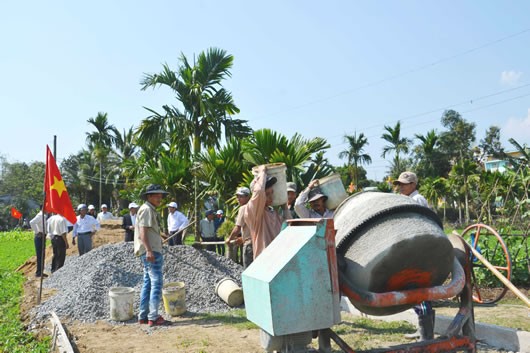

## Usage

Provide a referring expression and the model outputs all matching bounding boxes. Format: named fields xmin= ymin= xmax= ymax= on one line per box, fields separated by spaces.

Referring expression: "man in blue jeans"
xmin=134 ymin=184 xmax=169 ymax=327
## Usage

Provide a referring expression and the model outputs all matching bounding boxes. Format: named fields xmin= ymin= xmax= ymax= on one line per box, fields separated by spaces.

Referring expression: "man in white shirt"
xmin=97 ymin=204 xmax=114 ymax=222
xmin=393 ymin=171 xmax=433 ymax=341
xmin=73 ymin=204 xmax=100 ymax=255
xmin=47 ymin=213 xmax=69 ymax=272
xmin=199 ymin=210 xmax=216 ymax=252
xmin=166 ymin=201 xmax=189 ymax=246
xmin=29 ymin=209 xmax=47 ymax=278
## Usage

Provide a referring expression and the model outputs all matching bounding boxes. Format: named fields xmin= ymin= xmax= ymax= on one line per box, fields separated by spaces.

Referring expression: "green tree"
xmin=381 ymin=121 xmax=412 ymax=177
xmin=338 ymin=132 xmax=372 ymax=187
xmin=242 ymin=129 xmax=331 ymax=188
xmin=477 ymin=126 xmax=505 ymax=165
xmin=139 ymin=48 xmax=252 ymax=240
xmin=438 ymin=110 xmax=476 ymax=223
xmin=413 ymin=129 xmax=449 ymax=179
xmin=86 ymin=112 xmax=119 ymax=207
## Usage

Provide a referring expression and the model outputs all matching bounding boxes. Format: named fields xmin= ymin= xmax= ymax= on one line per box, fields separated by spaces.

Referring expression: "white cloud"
xmin=500 ymin=70 xmax=523 ymax=86
xmin=503 ymin=108 xmax=530 ymax=144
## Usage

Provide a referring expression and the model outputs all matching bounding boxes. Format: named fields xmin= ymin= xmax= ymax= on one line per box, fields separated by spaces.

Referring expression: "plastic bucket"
xmin=252 ymin=163 xmax=287 ymax=206
xmin=215 ymin=277 xmax=244 ymax=307
xmin=109 ymin=287 xmax=135 ymax=321
xmin=162 ymin=282 xmax=186 ymax=316
xmin=318 ymin=174 xmax=347 ymax=210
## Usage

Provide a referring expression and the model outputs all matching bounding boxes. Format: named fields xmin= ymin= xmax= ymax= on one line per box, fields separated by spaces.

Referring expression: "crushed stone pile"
xmin=32 ymin=243 xmax=243 ymax=323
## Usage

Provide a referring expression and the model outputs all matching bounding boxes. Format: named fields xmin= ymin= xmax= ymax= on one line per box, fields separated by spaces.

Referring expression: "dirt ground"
xmin=18 ymin=221 xmax=529 ymax=353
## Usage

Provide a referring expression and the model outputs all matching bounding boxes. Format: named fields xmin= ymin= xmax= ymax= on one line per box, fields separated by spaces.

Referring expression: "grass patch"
xmin=329 ymin=315 xmax=415 ymax=350
xmin=196 ymin=309 xmax=258 ymax=330
xmin=0 ymin=230 xmax=49 ymax=353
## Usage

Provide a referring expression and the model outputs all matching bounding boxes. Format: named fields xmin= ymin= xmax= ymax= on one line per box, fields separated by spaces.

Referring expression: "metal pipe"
xmin=340 ymin=258 xmax=465 ymax=308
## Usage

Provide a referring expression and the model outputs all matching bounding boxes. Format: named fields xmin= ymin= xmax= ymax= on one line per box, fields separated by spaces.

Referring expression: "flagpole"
xmin=37 ymin=136 xmax=56 ymax=304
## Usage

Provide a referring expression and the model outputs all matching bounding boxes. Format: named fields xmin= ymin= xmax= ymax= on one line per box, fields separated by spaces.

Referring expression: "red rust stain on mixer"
xmin=385 ymin=268 xmax=432 ymax=291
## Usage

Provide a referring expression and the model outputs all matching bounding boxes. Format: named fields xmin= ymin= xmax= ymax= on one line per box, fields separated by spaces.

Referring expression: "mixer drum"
xmin=334 ymin=192 xmax=454 ymax=316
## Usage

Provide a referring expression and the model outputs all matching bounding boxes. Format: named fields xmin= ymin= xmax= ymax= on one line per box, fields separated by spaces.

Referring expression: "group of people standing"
xmin=29 ymin=203 xmax=108 ymax=277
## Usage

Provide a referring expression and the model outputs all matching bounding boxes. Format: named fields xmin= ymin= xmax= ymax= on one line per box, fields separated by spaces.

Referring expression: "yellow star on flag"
xmin=50 ymin=176 xmax=67 ymax=198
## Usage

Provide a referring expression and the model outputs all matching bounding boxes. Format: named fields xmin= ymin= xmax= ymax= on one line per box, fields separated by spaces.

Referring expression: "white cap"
xmin=88 ymin=204 xmax=95 ymax=210
xmin=77 ymin=204 xmax=87 ymax=211
xmin=167 ymin=201 xmax=178 ymax=208
xmin=128 ymin=202 xmax=139 ymax=209
xmin=101 ymin=204 xmax=108 ymax=208
xmin=216 ymin=210 xmax=224 ymax=215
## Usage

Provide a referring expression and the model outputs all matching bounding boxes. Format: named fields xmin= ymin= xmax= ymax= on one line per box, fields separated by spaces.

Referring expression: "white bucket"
xmin=318 ymin=174 xmax=348 ymax=210
xmin=252 ymin=163 xmax=287 ymax=206
xmin=162 ymin=282 xmax=186 ymax=316
xmin=109 ymin=287 xmax=135 ymax=321
xmin=215 ymin=277 xmax=244 ymax=307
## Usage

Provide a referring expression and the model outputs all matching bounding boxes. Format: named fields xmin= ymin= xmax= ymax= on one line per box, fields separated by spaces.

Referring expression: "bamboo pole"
xmin=453 ymin=231 xmax=530 ymax=308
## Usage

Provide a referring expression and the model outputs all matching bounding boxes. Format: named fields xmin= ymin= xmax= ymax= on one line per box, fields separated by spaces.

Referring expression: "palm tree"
xmin=86 ymin=112 xmax=119 ymax=207
xmin=242 ymin=129 xmax=331 ymax=187
xmin=338 ymin=132 xmax=372 ymax=187
xmin=138 ymin=48 xmax=252 ymax=240
xmin=381 ymin=121 xmax=412 ymax=177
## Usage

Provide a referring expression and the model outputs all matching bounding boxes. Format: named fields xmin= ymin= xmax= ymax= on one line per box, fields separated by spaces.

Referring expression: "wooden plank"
xmin=49 ymin=311 xmax=74 ymax=353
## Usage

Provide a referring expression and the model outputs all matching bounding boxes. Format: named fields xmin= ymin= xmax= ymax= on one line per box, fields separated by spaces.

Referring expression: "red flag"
xmin=43 ymin=145 xmax=77 ymax=224
xmin=11 ymin=207 xmax=22 ymax=219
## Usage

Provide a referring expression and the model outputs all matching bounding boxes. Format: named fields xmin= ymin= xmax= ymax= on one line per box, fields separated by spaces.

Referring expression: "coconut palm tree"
xmin=381 ymin=121 xmax=412 ymax=177
xmin=86 ymin=112 xmax=119 ymax=207
xmin=242 ymin=129 xmax=331 ymax=187
xmin=138 ymin=48 xmax=252 ymax=240
xmin=338 ymin=132 xmax=372 ymax=187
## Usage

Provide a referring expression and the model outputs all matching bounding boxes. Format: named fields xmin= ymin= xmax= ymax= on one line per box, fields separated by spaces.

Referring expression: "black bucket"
xmin=334 ymin=192 xmax=454 ymax=315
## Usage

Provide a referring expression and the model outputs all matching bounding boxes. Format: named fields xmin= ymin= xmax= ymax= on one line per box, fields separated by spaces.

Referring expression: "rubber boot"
xmin=419 ymin=311 xmax=435 ymax=341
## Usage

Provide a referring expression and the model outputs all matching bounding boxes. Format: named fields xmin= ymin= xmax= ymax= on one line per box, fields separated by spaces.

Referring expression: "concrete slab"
xmin=341 ymin=297 xmax=530 ymax=352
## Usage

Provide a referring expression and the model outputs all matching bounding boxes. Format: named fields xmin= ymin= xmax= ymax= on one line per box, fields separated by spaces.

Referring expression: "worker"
xmin=244 ymin=165 xmax=291 ymax=259
xmin=393 ymin=171 xmax=434 ymax=341
xmin=225 ymin=186 xmax=252 ymax=268
xmin=166 ymin=201 xmax=189 ymax=246
xmin=97 ymin=204 xmax=114 ymax=221
xmin=135 ymin=184 xmax=169 ymax=326
xmin=286 ymin=182 xmax=298 ymax=219
xmin=199 ymin=210 xmax=217 ymax=252
xmin=47 ymin=213 xmax=69 ymax=272
xmin=72 ymin=204 xmax=100 ymax=256
xmin=294 ymin=179 xmax=334 ymax=218
xmin=29 ymin=207 xmax=47 ymax=278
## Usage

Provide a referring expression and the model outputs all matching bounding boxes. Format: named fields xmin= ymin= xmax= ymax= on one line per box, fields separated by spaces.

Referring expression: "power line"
xmin=253 ymin=27 xmax=530 ymax=121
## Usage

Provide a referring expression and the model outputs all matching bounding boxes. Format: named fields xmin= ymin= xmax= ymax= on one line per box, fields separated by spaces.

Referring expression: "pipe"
xmin=340 ymin=258 xmax=465 ymax=308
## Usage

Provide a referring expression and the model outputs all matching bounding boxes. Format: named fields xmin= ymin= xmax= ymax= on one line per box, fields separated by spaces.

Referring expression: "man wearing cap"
xmin=226 ymin=186 xmax=253 ymax=267
xmin=122 ymin=202 xmax=139 ymax=242
xmin=47 ymin=213 xmax=69 ymax=272
xmin=97 ymin=204 xmax=114 ymax=222
xmin=166 ymin=201 xmax=189 ymax=246
xmin=393 ymin=171 xmax=429 ymax=208
xmin=72 ymin=204 xmax=100 ymax=256
xmin=294 ymin=180 xmax=334 ymax=219
xmin=393 ymin=171 xmax=433 ymax=341
xmin=213 ymin=210 xmax=226 ymax=255
xmin=244 ymin=165 xmax=291 ymax=259
xmin=286 ymin=181 xmax=299 ymax=219
xmin=134 ymin=184 xmax=169 ymax=326
xmin=87 ymin=204 xmax=96 ymax=218
xmin=199 ymin=210 xmax=217 ymax=252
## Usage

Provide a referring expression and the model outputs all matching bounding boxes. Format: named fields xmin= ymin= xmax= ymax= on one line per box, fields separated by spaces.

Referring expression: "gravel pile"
xmin=32 ymin=243 xmax=243 ymax=323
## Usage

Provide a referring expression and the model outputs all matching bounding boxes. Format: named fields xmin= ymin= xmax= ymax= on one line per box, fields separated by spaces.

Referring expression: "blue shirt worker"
xmin=72 ymin=204 xmax=100 ymax=256
xmin=134 ymin=184 xmax=169 ymax=327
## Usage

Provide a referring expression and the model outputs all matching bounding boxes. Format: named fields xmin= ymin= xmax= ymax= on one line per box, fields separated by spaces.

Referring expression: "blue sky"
xmin=1 ymin=1 xmax=529 ymax=181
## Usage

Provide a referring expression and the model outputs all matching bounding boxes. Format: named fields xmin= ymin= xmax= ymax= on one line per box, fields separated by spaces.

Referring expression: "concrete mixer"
xmin=242 ymin=192 xmax=477 ymax=353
